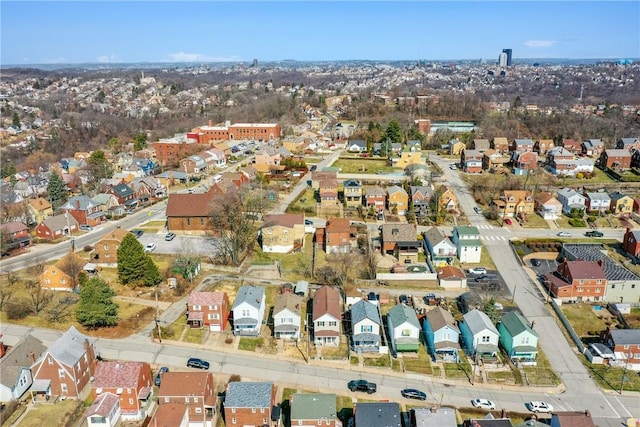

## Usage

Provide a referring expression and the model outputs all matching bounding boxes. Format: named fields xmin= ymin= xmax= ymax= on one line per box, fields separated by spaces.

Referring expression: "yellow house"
xmin=387 ymin=185 xmax=409 ymax=215
xmin=28 ymin=197 xmax=53 ymax=224
xmin=610 ymin=192 xmax=634 ymax=214
xmin=438 ymin=185 xmax=458 ymax=212
xmin=261 ymin=213 xmax=305 ymax=253
xmin=499 ymin=190 xmax=535 ymax=218
xmin=41 ymin=251 xmax=86 ymax=292
xmin=394 ymin=151 xmax=423 ymax=169
xmin=449 ymin=139 xmax=466 ymax=156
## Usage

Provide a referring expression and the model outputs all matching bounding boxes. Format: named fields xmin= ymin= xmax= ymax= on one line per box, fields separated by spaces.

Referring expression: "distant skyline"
xmin=1 ymin=1 xmax=639 ymax=65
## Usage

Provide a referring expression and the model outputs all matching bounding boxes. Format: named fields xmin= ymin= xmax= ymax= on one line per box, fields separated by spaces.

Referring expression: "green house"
xmin=386 ymin=303 xmax=421 ymax=352
xmin=498 ymin=311 xmax=539 ymax=365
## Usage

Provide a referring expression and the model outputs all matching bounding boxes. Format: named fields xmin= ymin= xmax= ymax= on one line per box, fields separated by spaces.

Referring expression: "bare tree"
xmin=45 ymin=294 xmax=76 ymax=322
xmin=25 ymin=260 xmax=52 ymax=316
xmin=57 ymin=251 xmax=86 ymax=291
xmin=326 ymin=252 xmax=364 ymax=284
xmin=0 ymin=272 xmax=18 ymax=311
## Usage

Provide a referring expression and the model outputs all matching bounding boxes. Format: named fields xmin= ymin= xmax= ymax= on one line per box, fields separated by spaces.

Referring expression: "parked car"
xmin=468 ymin=267 xmax=487 ymax=275
xmin=504 ymin=218 xmax=513 ymax=225
xmin=585 ymin=230 xmax=604 ymax=237
xmin=304 ymin=219 xmax=314 ymax=225
xmin=449 ymin=164 xmax=457 ymax=170
xmin=471 ymin=398 xmax=496 ymax=410
xmin=526 ymin=401 xmax=554 ymax=413
xmin=154 ymin=367 xmax=169 ymax=386
xmin=144 ymin=243 xmax=156 ymax=252
xmin=79 ymin=225 xmax=93 ymax=231
xmin=531 ymin=259 xmax=542 ymax=267
xmin=401 ymin=388 xmax=427 ymax=400
xmin=474 ymin=207 xmax=483 ymax=214
xmin=131 ymin=229 xmax=144 ymax=238
xmin=347 ymin=379 xmax=377 ymax=394
xmin=165 ymin=232 xmax=176 ymax=241
xmin=557 ymin=231 xmax=572 ymax=237
xmin=187 ymin=357 xmax=210 ymax=370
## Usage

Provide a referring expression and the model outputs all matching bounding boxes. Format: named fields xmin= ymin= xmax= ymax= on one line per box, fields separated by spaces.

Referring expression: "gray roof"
xmin=225 ymin=382 xmax=273 ymax=408
xmin=562 ymin=244 xmax=640 ymax=281
xmin=232 ymin=285 xmax=265 ymax=310
xmin=350 ymin=300 xmax=381 ymax=325
xmin=463 ymin=309 xmax=499 ymax=336
xmin=354 ymin=402 xmax=401 ymax=427
xmin=46 ymin=326 xmax=94 ymax=367
xmin=91 ymin=193 xmax=116 ymax=205
xmin=63 ymin=195 xmax=97 ymax=211
xmin=0 ymin=335 xmax=46 ymax=388
xmin=111 ymin=183 xmax=134 ymax=197
xmin=412 ymin=407 xmax=457 ymax=427
xmin=387 ymin=303 xmax=420 ymax=329
xmin=609 ymin=329 xmax=640 ymax=345
xmin=41 ymin=213 xmax=79 ymax=231
xmin=557 ymin=187 xmax=583 ymax=199
xmin=585 ymin=192 xmax=611 ymax=202
xmin=273 ymin=293 xmax=302 ymax=316
xmin=423 ymin=227 xmax=452 ymax=248
xmin=290 ymin=393 xmax=337 ymax=421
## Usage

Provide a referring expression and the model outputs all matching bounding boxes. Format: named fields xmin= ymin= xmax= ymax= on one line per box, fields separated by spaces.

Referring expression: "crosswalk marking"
xmin=480 ymin=235 xmax=506 ymax=241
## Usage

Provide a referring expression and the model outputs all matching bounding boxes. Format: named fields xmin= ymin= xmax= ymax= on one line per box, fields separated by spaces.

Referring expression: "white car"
xmin=471 ymin=398 xmax=496 ymax=410
xmin=526 ymin=401 xmax=554 ymax=413
xmin=144 ymin=243 xmax=156 ymax=253
xmin=557 ymin=232 xmax=571 ymax=237
xmin=468 ymin=267 xmax=487 ymax=275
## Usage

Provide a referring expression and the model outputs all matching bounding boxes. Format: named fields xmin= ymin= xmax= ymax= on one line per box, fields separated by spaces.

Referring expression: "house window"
xmin=232 ymin=418 xmax=236 ymax=424
xmin=317 ymin=321 xmax=325 ymax=327
xmin=129 ymin=398 xmax=134 ymax=405
xmin=611 ymin=285 xmax=616 ymax=289
xmin=212 ymin=305 xmax=218 ymax=310
xmin=361 ymin=325 xmax=373 ymax=333
xmin=187 ymin=218 xmax=191 ymax=225
xmin=194 ymin=397 xmax=198 ymax=403
xmin=61 ymin=383 xmax=67 ymax=393
xmin=242 ymin=310 xmax=250 ymax=317
xmin=231 ymin=408 xmax=236 ymax=414
xmin=624 ymin=345 xmax=630 ymax=349
xmin=185 ymin=397 xmax=189 ymax=403
xmin=260 ymin=408 xmax=264 ymax=413
xmin=401 ymin=329 xmax=411 ymax=336
xmin=252 ymin=408 xmax=256 ymax=413
xmin=482 ymin=336 xmax=490 ymax=343
xmin=58 ymin=369 xmax=65 ymax=378
xmin=329 ymin=321 xmax=337 ymax=327
xmin=195 ymin=407 xmax=202 ymax=414
xmin=193 ymin=305 xmax=201 ymax=310
xmin=163 ymin=397 xmax=169 ymax=403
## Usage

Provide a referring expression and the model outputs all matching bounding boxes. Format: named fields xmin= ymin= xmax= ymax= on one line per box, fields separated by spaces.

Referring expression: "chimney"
xmin=0 ymin=336 xmax=5 ymax=358
xmin=208 ymin=120 xmax=213 ymax=127
xmin=598 ymin=259 xmax=604 ymax=268
xmin=29 ymin=351 xmax=36 ymax=364
xmin=76 ymin=200 xmax=80 ymax=209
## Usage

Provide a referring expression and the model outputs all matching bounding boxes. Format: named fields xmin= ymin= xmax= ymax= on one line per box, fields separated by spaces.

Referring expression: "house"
xmin=252 ymin=147 xmax=281 ymax=174
xmin=107 ymin=183 xmax=136 ymax=208
xmin=231 ymin=285 xmax=266 ymax=336
xmin=496 ymin=190 xmax=534 ymax=219
xmin=452 ymin=226 xmax=482 ymax=263
xmin=511 ymin=138 xmax=534 ymax=152
xmin=224 ymin=382 xmax=276 ymax=427
xmin=350 ymin=299 xmax=382 ymax=352
xmin=498 ymin=311 xmax=539 ymax=364
xmin=0 ymin=335 xmax=46 ymax=402
xmin=311 ymin=171 xmax=338 ymax=190
xmin=545 ymin=260 xmax=607 ymax=302
xmin=617 ymin=137 xmax=640 ymax=151
xmin=260 ymin=213 xmax=305 ymax=253
xmin=312 ymin=285 xmax=342 ymax=346
xmin=354 ymin=402 xmax=401 ymax=427
xmin=410 ymin=186 xmax=433 ymax=216
xmin=585 ymin=192 xmax=611 ymax=213
xmin=273 ymin=292 xmax=303 ymax=340
xmin=437 ymin=185 xmax=458 ymax=212
xmin=599 ymin=149 xmax=632 ymax=171
xmin=320 ymin=218 xmax=357 ymax=254
xmin=130 ymin=176 xmax=165 ymax=200
xmin=461 ymin=149 xmax=483 ymax=173
xmin=604 ymin=329 xmax=640 ymax=371
xmin=91 ymin=227 xmax=131 ymax=263
xmin=187 ymin=291 xmax=230 ymax=332
xmin=609 ymin=191 xmax=634 ymax=214
xmin=411 ymin=407 xmax=457 ymax=427
xmin=459 ymin=309 xmax=500 ymax=358
xmin=386 ymin=303 xmax=420 ymax=352
xmin=511 ymin=151 xmax=538 ymax=175
xmin=165 ymin=190 xmax=215 ymax=234
xmin=290 ymin=393 xmax=341 ymax=427
xmin=363 ymin=186 xmax=386 ymax=211
xmin=86 ymin=392 xmax=122 ymax=427
xmin=471 ymin=139 xmax=490 ymax=152
xmin=158 ymin=372 xmax=216 ymax=426
xmin=422 ymin=227 xmax=456 ymax=267
xmin=482 ymin=149 xmax=510 ymax=172
xmin=34 ymin=213 xmax=79 ymax=240
xmin=622 ymin=228 xmax=640 ymax=257
xmin=492 ymin=137 xmax=509 ymax=153
xmin=546 ymin=146 xmax=574 ymax=163
xmin=91 ymin=193 xmax=120 ymax=214
xmin=534 ymin=192 xmax=562 ymax=220
xmin=423 ymin=307 xmax=460 ymax=361
xmin=582 ymin=139 xmax=604 ymax=157
xmin=556 ymin=188 xmax=587 ymax=214
xmin=562 ymin=139 xmax=583 ymax=154
xmin=535 ymin=139 xmax=555 ymax=154
xmin=393 ymin=150 xmax=422 ymax=169
xmin=342 ymin=179 xmax=362 ymax=208
xmin=346 ymin=140 xmax=367 ymax=153
xmin=40 ymin=251 xmax=86 ymax=291
xmin=550 ymin=411 xmax=597 ymax=427
xmin=448 ymin=138 xmax=466 ymax=156
xmin=180 ymin=155 xmax=207 ymax=175
xmin=380 ymin=224 xmax=419 ymax=264
xmin=62 ymin=195 xmax=105 ymax=227
xmin=0 ymin=221 xmax=32 ymax=254
xmin=319 ymin=178 xmax=339 ymax=207
xmin=387 ymin=185 xmax=409 ymax=215
xmin=92 ymin=361 xmax=153 ymax=421
xmin=27 ymin=197 xmax=53 ymax=224
xmin=32 ymin=326 xmax=97 ymax=399
xmin=147 ymin=403 xmax=188 ymax=427
xmin=437 ymin=266 xmax=467 ymax=289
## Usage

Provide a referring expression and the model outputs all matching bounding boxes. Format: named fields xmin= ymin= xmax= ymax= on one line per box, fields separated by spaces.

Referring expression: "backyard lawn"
xmin=331 ymin=158 xmax=396 ymax=174
xmin=561 ymin=304 xmax=619 ymax=338
xmin=13 ymin=399 xmax=82 ymax=427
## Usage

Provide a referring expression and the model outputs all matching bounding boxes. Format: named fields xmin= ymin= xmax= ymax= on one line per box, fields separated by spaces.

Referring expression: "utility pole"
xmin=155 ymin=288 xmax=162 ymax=343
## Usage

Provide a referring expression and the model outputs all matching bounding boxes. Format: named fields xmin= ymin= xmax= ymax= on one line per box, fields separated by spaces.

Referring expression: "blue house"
xmin=423 ymin=307 xmax=460 ymax=361
xmin=498 ymin=311 xmax=539 ymax=365
xmin=350 ymin=299 xmax=381 ymax=353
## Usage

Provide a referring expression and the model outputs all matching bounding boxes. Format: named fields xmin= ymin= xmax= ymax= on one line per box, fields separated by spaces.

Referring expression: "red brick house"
xmin=166 ymin=189 xmax=216 ymax=234
xmin=32 ymin=326 xmax=97 ymax=399
xmin=562 ymin=139 xmax=583 ymax=154
xmin=622 ymin=228 xmax=640 ymax=257
xmin=148 ymin=403 xmax=189 ymax=427
xmin=92 ymin=361 xmax=153 ymax=421
xmin=0 ymin=221 xmax=32 ymax=255
xmin=157 ymin=372 xmax=216 ymax=426
xmin=364 ymin=186 xmax=386 ymax=211
xmin=62 ymin=195 xmax=105 ymax=227
xmin=34 ymin=213 xmax=79 ymax=241
xmin=187 ymin=291 xmax=230 ymax=332
xmin=221 ymin=172 xmax=249 ymax=187
xmin=107 ymin=183 xmax=136 ymax=208
xmin=224 ymin=382 xmax=276 ymax=427
xmin=320 ymin=218 xmax=357 ymax=254
xmin=599 ymin=149 xmax=632 ymax=171
xmin=544 ymin=260 xmax=607 ymax=302
xmin=604 ymin=329 xmax=640 ymax=370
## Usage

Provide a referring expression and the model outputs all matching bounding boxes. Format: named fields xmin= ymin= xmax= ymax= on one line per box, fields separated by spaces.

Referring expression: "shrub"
xmin=576 ymin=172 xmax=584 ymax=179
xmin=5 ymin=299 xmax=29 ymax=320
xmin=83 ymin=245 xmax=93 ymax=252
xmin=568 ymin=218 xmax=587 ymax=227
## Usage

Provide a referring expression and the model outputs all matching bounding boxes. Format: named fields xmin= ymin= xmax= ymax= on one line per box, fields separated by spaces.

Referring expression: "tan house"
xmin=492 ymin=137 xmax=509 ymax=153
xmin=381 ymin=224 xmax=420 ymax=263
xmin=387 ymin=185 xmax=409 ymax=215
xmin=437 ymin=185 xmax=458 ymax=212
xmin=609 ymin=192 xmax=634 ymax=214
xmin=253 ymin=147 xmax=281 ymax=173
xmin=41 ymin=251 xmax=86 ymax=291
xmin=91 ymin=227 xmax=132 ymax=264
xmin=534 ymin=192 xmax=562 ymax=220
xmin=482 ymin=149 xmax=509 ymax=172
xmin=342 ymin=179 xmax=363 ymax=208
xmin=449 ymin=138 xmax=466 ymax=156
xmin=27 ymin=198 xmax=53 ymax=224
xmin=535 ymin=139 xmax=555 ymax=154
xmin=319 ymin=178 xmax=339 ymax=207
xmin=494 ymin=190 xmax=535 ymax=219
xmin=260 ymin=213 xmax=305 ymax=253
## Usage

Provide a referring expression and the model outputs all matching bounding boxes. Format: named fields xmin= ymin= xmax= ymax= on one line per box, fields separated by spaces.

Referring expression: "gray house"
xmin=350 ymin=299 xmax=382 ymax=353
xmin=231 ymin=285 xmax=266 ymax=336
xmin=355 ymin=402 xmax=401 ymax=427
xmin=0 ymin=335 xmax=46 ymax=402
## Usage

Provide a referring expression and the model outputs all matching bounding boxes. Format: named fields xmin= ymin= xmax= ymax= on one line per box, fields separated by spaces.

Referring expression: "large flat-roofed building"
xmin=191 ymin=121 xmax=281 ymax=144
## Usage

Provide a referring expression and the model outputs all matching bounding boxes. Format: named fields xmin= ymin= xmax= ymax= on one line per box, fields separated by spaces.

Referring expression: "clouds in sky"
xmin=524 ymin=40 xmax=558 ymax=48
xmin=165 ymin=52 xmax=242 ymax=62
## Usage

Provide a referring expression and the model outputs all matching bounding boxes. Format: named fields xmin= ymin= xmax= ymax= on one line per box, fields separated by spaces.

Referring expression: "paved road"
xmin=431 ymin=153 xmax=639 ymax=420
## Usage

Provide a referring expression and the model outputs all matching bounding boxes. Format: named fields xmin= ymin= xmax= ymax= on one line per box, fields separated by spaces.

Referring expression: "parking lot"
xmin=465 ymin=269 xmax=510 ymax=298
xmin=137 ymin=233 xmax=219 ymax=257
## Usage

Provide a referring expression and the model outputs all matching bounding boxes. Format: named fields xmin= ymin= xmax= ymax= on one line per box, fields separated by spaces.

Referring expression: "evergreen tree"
xmin=117 ymin=234 xmax=148 ymax=285
xmin=133 ymin=133 xmax=148 ymax=151
xmin=143 ymin=256 xmax=162 ymax=286
xmin=385 ymin=119 xmax=403 ymax=144
xmin=76 ymin=276 xmax=118 ymax=328
xmin=47 ymin=172 xmax=68 ymax=209
xmin=87 ymin=150 xmax=113 ymax=187
xmin=12 ymin=112 xmax=20 ymax=128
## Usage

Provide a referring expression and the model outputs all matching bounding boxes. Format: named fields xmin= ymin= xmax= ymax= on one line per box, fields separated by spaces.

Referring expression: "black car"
xmin=585 ymin=230 xmax=604 ymax=237
xmin=155 ymin=366 xmax=169 ymax=386
xmin=347 ymin=379 xmax=377 ymax=394
xmin=131 ymin=229 xmax=144 ymax=238
xmin=187 ymin=357 xmax=210 ymax=370
xmin=531 ymin=258 xmax=542 ymax=267
xmin=401 ymin=388 xmax=427 ymax=400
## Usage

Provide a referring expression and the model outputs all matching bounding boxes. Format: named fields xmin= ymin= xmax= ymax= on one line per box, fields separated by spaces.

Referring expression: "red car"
xmin=504 ymin=218 xmax=513 ymax=225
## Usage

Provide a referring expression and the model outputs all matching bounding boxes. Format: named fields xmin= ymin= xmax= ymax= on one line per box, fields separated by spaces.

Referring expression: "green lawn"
xmin=561 ymin=305 xmax=618 ymax=337
xmin=443 ymin=361 xmax=473 ymax=380
xmin=238 ymin=337 xmax=263 ymax=351
xmin=363 ymin=355 xmax=390 ymax=368
xmin=520 ymin=213 xmax=550 ymax=229
xmin=331 ymin=158 xmax=396 ymax=174
xmin=184 ymin=327 xmax=206 ymax=344
xmin=16 ymin=399 xmax=81 ymax=427
xmin=588 ymin=364 xmax=640 ymax=392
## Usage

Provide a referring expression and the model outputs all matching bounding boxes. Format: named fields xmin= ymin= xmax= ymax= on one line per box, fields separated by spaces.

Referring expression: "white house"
xmin=350 ymin=299 xmax=382 ymax=352
xmin=585 ymin=192 xmax=611 ymax=213
xmin=346 ymin=140 xmax=367 ymax=153
xmin=459 ymin=309 xmax=500 ymax=358
xmin=86 ymin=392 xmax=121 ymax=427
xmin=273 ymin=293 xmax=303 ymax=341
xmin=231 ymin=285 xmax=266 ymax=337
xmin=312 ymin=286 xmax=342 ymax=347
xmin=0 ymin=335 xmax=46 ymax=402
xmin=556 ymin=188 xmax=587 ymax=214
xmin=422 ymin=227 xmax=457 ymax=267
xmin=386 ymin=303 xmax=421 ymax=352
xmin=451 ymin=226 xmax=482 ymax=264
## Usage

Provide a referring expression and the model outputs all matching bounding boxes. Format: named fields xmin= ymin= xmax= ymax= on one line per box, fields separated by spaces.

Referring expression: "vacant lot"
xmin=331 ymin=158 xmax=395 ymax=174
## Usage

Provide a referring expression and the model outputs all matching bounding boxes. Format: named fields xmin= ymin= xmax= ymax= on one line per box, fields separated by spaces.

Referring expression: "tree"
xmin=47 ymin=171 xmax=68 ymax=209
xmin=76 ymin=276 xmax=118 ymax=328
xmin=12 ymin=112 xmax=20 ymax=128
xmin=144 ymin=256 xmax=162 ymax=286
xmin=117 ymin=234 xmax=149 ymax=286
xmin=385 ymin=119 xmax=403 ymax=144
xmin=0 ymin=272 xmax=18 ymax=311
xmin=57 ymin=251 xmax=87 ymax=291
xmin=133 ymin=133 xmax=147 ymax=151
xmin=0 ymin=162 xmax=16 ymax=179
xmin=87 ymin=150 xmax=113 ymax=188
xmin=107 ymin=137 xmax=123 ymax=152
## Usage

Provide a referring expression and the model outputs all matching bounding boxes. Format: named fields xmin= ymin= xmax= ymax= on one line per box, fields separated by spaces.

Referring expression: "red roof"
xmin=166 ymin=192 xmax=215 ymax=217
xmin=93 ymin=361 xmax=148 ymax=389
xmin=188 ymin=291 xmax=226 ymax=307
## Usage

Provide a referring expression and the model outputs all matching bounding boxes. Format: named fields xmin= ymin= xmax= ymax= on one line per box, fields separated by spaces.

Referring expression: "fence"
xmin=549 ymin=299 xmax=585 ymax=353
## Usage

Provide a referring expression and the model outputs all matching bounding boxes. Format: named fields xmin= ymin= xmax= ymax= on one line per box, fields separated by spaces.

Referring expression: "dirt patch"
xmin=83 ymin=306 xmax=155 ymax=339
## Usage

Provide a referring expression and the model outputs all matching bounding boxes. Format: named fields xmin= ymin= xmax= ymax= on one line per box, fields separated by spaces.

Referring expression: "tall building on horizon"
xmin=502 ymin=48 xmax=513 ymax=67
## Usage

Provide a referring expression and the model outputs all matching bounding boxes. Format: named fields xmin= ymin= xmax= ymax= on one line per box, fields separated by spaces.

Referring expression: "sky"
xmin=1 ymin=1 xmax=639 ymax=65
